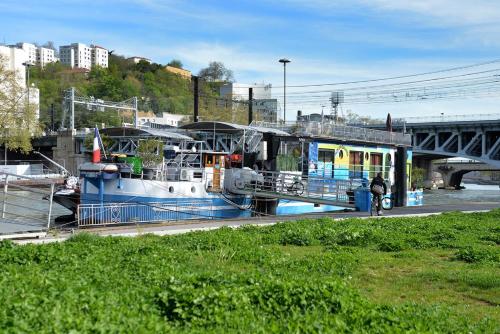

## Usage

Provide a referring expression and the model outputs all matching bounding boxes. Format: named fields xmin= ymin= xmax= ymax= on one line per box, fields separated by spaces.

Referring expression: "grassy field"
xmin=0 ymin=210 xmax=499 ymax=333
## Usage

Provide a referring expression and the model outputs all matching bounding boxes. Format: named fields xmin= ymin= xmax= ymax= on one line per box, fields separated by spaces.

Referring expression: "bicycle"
xmin=370 ymin=192 xmax=394 ymax=216
xmin=286 ymin=176 xmax=305 ymax=196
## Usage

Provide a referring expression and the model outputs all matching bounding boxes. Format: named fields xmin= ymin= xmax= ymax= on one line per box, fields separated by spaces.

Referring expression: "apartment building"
xmin=15 ymin=42 xmax=37 ymax=65
xmin=36 ymin=47 xmax=56 ymax=67
xmin=0 ymin=45 xmax=40 ymax=119
xmin=219 ymin=83 xmax=278 ymax=122
xmin=91 ymin=45 xmax=108 ymax=68
xmin=59 ymin=43 xmax=92 ymax=69
xmin=0 ymin=45 xmax=27 ymax=86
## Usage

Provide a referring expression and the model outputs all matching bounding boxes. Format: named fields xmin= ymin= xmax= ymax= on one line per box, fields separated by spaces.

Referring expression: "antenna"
xmin=330 ymin=91 xmax=344 ymax=123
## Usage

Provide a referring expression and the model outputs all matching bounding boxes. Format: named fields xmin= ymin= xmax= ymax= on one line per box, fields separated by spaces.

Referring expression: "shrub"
xmin=454 ymin=246 xmax=500 ymax=263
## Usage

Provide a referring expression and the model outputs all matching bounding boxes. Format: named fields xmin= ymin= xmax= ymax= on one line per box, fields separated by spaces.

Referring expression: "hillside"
xmin=30 ymin=56 xmax=242 ymax=129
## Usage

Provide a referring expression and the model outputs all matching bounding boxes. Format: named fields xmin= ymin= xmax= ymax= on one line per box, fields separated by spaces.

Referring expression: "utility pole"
xmin=50 ymin=103 xmax=55 ymax=132
xmin=248 ymin=87 xmax=253 ymax=125
xmin=193 ymin=76 xmax=199 ymax=122
xmin=70 ymin=87 xmax=75 ymax=130
xmin=132 ymin=96 xmax=138 ymax=128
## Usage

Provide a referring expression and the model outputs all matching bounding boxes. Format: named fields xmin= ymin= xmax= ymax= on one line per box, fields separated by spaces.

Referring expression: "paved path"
xmin=10 ymin=201 xmax=499 ymax=244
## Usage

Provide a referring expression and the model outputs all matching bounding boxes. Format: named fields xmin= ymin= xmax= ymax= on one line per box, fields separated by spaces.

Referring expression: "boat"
xmin=52 ymin=121 xmax=422 ymax=226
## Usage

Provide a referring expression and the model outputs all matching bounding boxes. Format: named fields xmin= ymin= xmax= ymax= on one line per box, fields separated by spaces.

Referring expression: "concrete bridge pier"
xmin=436 ymin=166 xmax=465 ymax=189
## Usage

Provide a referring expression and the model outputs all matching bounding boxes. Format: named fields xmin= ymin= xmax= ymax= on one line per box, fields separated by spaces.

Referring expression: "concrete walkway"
xmin=11 ymin=201 xmax=499 ymax=245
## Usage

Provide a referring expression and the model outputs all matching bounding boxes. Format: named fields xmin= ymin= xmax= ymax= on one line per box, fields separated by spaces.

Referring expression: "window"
xmin=318 ymin=149 xmax=335 ymax=163
xmin=349 ymin=151 xmax=363 ymax=178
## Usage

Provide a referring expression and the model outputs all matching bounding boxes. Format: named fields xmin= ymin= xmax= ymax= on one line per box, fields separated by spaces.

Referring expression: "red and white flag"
xmin=92 ymin=127 xmax=101 ymax=163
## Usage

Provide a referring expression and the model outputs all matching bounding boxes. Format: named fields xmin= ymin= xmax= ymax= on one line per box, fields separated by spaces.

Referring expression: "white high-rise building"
xmin=59 ymin=43 xmax=92 ymax=69
xmin=220 ymin=83 xmax=273 ymax=100
xmin=0 ymin=45 xmax=27 ymax=86
xmin=91 ymin=45 xmax=108 ymax=68
xmin=15 ymin=42 xmax=37 ymax=65
xmin=0 ymin=45 xmax=40 ymax=120
xmin=219 ymin=83 xmax=277 ymax=122
xmin=36 ymin=47 xmax=56 ymax=68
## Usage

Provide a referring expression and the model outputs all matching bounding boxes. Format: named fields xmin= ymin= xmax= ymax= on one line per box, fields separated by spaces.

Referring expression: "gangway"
xmin=235 ymin=170 xmax=361 ymax=208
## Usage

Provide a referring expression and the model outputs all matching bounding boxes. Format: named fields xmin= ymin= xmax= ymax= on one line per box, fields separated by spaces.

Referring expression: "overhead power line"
xmin=272 ymin=58 xmax=500 ymax=88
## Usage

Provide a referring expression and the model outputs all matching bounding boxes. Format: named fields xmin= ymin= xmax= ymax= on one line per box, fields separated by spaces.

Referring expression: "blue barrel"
xmin=354 ymin=188 xmax=371 ymax=212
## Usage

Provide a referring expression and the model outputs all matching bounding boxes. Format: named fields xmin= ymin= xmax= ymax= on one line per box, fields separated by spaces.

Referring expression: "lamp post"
xmin=22 ymin=62 xmax=33 ymax=114
xmin=279 ymin=58 xmax=290 ymax=123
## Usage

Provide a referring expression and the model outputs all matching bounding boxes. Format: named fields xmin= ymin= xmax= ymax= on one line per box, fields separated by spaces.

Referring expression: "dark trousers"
xmin=372 ymin=193 xmax=382 ymax=211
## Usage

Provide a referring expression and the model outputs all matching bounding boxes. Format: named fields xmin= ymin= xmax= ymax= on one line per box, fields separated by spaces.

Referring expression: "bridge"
xmin=430 ymin=160 xmax=498 ymax=188
xmin=362 ymin=113 xmax=500 ymax=168
xmin=355 ymin=113 xmax=500 ymax=188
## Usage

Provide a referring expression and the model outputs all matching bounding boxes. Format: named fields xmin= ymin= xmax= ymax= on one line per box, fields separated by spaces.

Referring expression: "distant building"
xmin=10 ymin=43 xmax=56 ymax=68
xmin=137 ymin=112 xmax=186 ymax=128
xmin=59 ymin=43 xmax=108 ymax=69
xmin=60 ymin=43 xmax=91 ymax=69
xmin=0 ymin=45 xmax=27 ymax=85
xmin=219 ymin=82 xmax=277 ymax=122
xmin=91 ymin=45 xmax=108 ymax=68
xmin=14 ymin=42 xmax=37 ymax=65
xmin=164 ymin=65 xmax=191 ymax=80
xmin=128 ymin=56 xmax=152 ymax=64
xmin=220 ymin=83 xmax=272 ymax=100
xmin=0 ymin=45 xmax=40 ymax=120
xmin=36 ymin=47 xmax=56 ymax=68
xmin=297 ymin=113 xmax=335 ymax=123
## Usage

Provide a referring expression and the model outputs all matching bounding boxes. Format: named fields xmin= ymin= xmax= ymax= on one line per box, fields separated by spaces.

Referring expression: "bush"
xmin=454 ymin=246 xmax=500 ymax=263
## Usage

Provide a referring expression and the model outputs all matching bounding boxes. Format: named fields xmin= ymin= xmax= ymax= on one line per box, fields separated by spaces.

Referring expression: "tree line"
xmin=30 ymin=55 xmax=241 ymax=130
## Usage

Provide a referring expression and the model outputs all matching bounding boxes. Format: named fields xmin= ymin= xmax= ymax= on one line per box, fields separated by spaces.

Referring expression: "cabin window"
xmin=318 ymin=149 xmax=335 ymax=163
xmin=349 ymin=151 xmax=363 ymax=178
xmin=318 ymin=149 xmax=335 ymax=177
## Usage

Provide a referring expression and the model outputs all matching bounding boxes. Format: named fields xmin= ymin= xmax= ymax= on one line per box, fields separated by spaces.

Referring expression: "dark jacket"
xmin=370 ymin=176 xmax=387 ymax=195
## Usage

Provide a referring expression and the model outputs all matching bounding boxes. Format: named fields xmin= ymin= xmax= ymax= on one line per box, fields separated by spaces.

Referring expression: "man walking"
xmin=370 ymin=172 xmax=387 ymax=216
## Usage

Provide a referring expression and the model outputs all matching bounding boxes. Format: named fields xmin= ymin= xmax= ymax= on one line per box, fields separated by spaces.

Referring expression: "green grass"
xmin=0 ymin=210 xmax=499 ymax=333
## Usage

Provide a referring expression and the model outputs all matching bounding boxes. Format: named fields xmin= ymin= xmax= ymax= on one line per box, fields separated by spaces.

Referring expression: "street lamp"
xmin=279 ymin=58 xmax=290 ymax=123
xmin=22 ymin=62 xmax=34 ymax=113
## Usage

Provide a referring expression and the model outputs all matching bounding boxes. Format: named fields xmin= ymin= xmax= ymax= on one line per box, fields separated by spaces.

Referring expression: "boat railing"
xmin=77 ymin=199 xmax=215 ymax=227
xmin=238 ymin=169 xmax=361 ymax=206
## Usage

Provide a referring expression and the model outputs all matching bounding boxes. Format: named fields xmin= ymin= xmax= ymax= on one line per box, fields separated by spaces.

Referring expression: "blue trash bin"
xmin=354 ymin=187 xmax=371 ymax=212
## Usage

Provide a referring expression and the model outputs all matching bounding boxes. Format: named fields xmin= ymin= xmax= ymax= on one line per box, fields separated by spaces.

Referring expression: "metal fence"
xmin=252 ymin=121 xmax=411 ymax=146
xmin=0 ymin=172 xmax=61 ymax=238
xmin=243 ymin=170 xmax=358 ymax=207
xmin=77 ymin=199 xmax=214 ymax=227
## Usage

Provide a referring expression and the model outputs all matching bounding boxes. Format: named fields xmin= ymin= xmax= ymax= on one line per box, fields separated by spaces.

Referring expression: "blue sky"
xmin=2 ymin=0 xmax=500 ymax=119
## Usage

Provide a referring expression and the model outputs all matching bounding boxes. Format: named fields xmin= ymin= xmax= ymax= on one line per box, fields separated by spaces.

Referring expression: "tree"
xmin=198 ymin=61 xmax=234 ymax=82
xmin=42 ymin=41 xmax=58 ymax=54
xmin=167 ymin=59 xmax=183 ymax=69
xmin=0 ymin=56 xmax=41 ymax=153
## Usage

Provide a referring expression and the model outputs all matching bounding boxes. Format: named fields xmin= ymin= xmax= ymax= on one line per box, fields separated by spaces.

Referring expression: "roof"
xmin=101 ymin=127 xmax=193 ymax=140
xmin=180 ymin=121 xmax=289 ymax=136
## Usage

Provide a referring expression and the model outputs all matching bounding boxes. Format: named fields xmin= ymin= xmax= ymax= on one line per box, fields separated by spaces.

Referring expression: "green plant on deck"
xmin=137 ymin=139 xmax=164 ymax=168
xmin=411 ymin=167 xmax=425 ymax=189
xmin=277 ymin=154 xmax=299 ymax=171
xmin=83 ymin=133 xmax=113 ymax=154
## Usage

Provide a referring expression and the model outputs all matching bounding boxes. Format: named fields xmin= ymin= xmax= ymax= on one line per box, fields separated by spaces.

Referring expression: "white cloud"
xmin=358 ymin=0 xmax=500 ymax=26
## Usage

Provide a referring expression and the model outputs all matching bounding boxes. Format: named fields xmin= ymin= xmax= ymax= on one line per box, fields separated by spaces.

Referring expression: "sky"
xmin=1 ymin=0 xmax=500 ymax=120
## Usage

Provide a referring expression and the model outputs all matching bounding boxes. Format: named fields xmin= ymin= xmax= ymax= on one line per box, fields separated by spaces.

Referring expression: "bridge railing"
xmin=252 ymin=121 xmax=411 ymax=146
